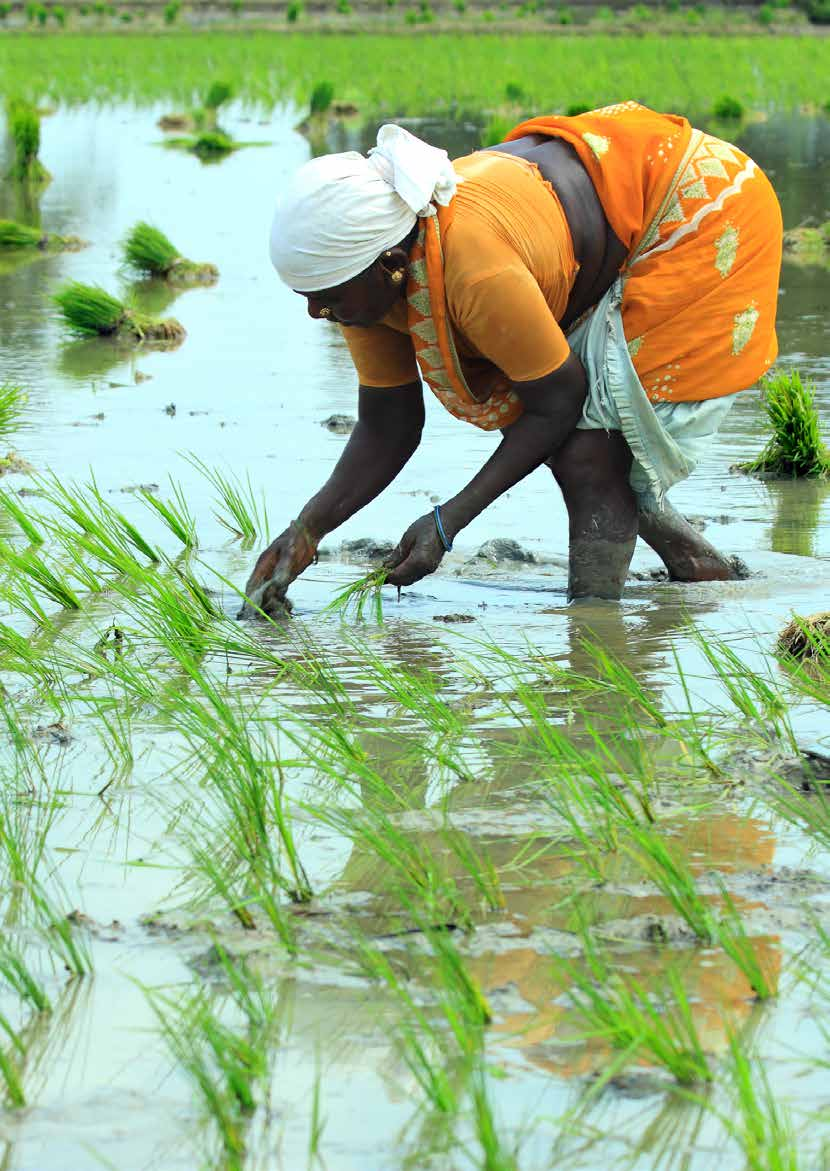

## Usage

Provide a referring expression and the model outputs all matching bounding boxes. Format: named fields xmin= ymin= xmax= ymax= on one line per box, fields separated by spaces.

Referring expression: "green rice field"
xmin=1 ymin=31 xmax=829 ymax=114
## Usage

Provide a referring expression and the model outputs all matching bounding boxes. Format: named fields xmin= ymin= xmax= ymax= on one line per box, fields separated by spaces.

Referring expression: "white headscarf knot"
xmin=269 ymin=124 xmax=460 ymax=293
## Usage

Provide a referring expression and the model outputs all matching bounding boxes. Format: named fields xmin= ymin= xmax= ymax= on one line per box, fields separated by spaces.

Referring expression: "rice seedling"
xmin=691 ymin=628 xmax=797 ymax=751
xmin=624 ymin=824 xmax=717 ymax=943
xmin=325 ymin=569 xmax=389 ymax=623
xmin=53 ymin=281 xmax=185 ymax=344
xmin=145 ymin=947 xmax=281 ymax=1170
xmin=358 ymin=942 xmax=461 ymax=1114
xmin=0 ymin=219 xmax=84 ymax=252
xmin=0 ymin=1012 xmax=26 ymax=1106
xmin=308 ymin=80 xmax=334 ymax=116
xmin=737 ymin=370 xmax=830 ymax=479
xmin=558 ymin=925 xmax=714 ymax=1085
xmin=704 ymin=1031 xmax=802 ymax=1171
xmin=185 ymin=454 xmax=269 ymax=545
xmin=165 ymin=130 xmax=241 ymax=160
xmin=0 ymin=935 xmax=51 ymax=1015
xmin=712 ymin=94 xmax=745 ymax=119
xmin=5 ymin=100 xmax=50 ymax=185
xmin=714 ymin=882 xmax=777 ymax=1000
xmin=0 ymin=383 xmax=27 ymax=443
xmin=0 ymin=537 xmax=81 ymax=611
xmin=204 ymin=79 xmax=233 ymax=112
xmin=625 ymin=824 xmax=777 ymax=997
xmin=122 ymin=221 xmax=218 ymax=285
xmin=29 ymin=877 xmax=92 ymax=978
xmin=138 ymin=479 xmax=198 ymax=550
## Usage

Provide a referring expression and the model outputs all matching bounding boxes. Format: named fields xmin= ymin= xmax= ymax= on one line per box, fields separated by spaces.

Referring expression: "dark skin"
xmin=244 ymin=136 xmax=740 ymax=615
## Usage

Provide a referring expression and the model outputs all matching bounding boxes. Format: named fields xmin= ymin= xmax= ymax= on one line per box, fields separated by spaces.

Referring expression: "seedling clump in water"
xmin=53 ymin=281 xmax=186 ymax=345
xmin=737 ymin=369 xmax=830 ymax=479
xmin=123 ymin=221 xmax=218 ymax=285
xmin=5 ymin=100 xmax=50 ymax=185
xmin=0 ymin=219 xmax=85 ymax=253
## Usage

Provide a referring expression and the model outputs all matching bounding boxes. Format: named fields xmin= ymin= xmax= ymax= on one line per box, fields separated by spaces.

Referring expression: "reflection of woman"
xmin=245 ymin=104 xmax=782 ymax=616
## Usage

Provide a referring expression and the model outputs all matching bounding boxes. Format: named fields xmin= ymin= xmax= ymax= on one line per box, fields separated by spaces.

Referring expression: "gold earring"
xmin=383 ymin=250 xmax=393 ymax=258
xmin=319 ymin=307 xmax=332 ymax=318
xmin=391 ymin=270 xmax=404 ymax=285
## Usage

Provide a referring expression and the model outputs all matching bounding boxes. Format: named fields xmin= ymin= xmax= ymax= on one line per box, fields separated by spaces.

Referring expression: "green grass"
xmin=738 ymin=370 xmax=830 ymax=479
xmin=0 ymin=34 xmax=828 ymax=116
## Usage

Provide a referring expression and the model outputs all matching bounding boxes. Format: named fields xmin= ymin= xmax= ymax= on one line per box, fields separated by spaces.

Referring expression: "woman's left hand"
xmin=384 ymin=513 xmax=448 ymax=587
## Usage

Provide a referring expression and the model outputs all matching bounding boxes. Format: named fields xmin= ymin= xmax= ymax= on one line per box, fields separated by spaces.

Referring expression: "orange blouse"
xmin=339 ymin=151 xmax=578 ymax=392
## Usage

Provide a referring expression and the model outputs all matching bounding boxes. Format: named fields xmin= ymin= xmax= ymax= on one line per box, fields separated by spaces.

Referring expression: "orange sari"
xmin=505 ymin=102 xmax=782 ymax=404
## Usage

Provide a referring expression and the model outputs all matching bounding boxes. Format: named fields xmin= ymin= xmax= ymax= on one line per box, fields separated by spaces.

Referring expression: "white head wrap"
xmin=269 ymin=124 xmax=459 ymax=293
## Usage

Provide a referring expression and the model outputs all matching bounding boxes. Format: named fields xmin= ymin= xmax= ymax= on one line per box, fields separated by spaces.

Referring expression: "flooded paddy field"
xmin=0 ymin=90 xmax=829 ymax=1171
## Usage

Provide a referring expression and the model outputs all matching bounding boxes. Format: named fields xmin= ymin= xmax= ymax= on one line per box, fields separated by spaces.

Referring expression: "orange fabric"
xmin=339 ymin=150 xmax=577 ymax=410
xmin=506 ymin=103 xmax=781 ymax=403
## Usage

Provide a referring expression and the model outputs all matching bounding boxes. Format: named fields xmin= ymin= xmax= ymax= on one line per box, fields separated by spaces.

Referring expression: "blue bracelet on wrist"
xmin=433 ymin=505 xmax=453 ymax=553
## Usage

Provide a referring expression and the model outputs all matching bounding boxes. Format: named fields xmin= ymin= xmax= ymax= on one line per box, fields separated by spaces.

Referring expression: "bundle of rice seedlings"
xmin=309 ymin=80 xmax=334 ymax=116
xmin=53 ymin=281 xmax=185 ymax=344
xmin=165 ymin=130 xmax=238 ymax=160
xmin=737 ymin=370 xmax=830 ymax=478
xmin=123 ymin=222 xmax=218 ymax=285
xmin=325 ymin=569 xmax=389 ymax=622
xmin=0 ymin=218 xmax=85 ymax=252
xmin=204 ymin=79 xmax=232 ymax=111
xmin=5 ymin=100 xmax=50 ymax=185
xmin=778 ymin=612 xmax=830 ymax=662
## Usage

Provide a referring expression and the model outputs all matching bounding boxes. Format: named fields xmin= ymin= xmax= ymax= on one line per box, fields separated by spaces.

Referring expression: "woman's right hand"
xmin=239 ymin=520 xmax=318 ymax=619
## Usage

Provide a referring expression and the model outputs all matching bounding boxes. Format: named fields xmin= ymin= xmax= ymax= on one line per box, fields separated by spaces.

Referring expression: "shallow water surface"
xmin=0 ymin=103 xmax=828 ymax=1171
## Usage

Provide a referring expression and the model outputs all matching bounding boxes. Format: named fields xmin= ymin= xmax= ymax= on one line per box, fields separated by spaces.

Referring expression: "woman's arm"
xmin=242 ymin=380 xmax=424 ymax=613
xmin=299 ymin=380 xmax=424 ymax=539
xmin=384 ymin=354 xmax=586 ymax=586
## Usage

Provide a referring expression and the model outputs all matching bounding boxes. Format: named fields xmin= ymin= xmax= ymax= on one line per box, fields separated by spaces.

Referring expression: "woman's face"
xmin=298 ymin=246 xmax=409 ymax=328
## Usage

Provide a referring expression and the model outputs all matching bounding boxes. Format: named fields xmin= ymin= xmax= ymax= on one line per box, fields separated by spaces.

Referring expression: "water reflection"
xmin=767 ymin=477 xmax=830 ymax=558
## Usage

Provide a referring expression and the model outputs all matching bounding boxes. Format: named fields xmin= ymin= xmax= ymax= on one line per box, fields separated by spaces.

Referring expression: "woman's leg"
xmin=549 ymin=428 xmax=638 ymax=600
xmin=637 ymin=504 xmax=747 ymax=581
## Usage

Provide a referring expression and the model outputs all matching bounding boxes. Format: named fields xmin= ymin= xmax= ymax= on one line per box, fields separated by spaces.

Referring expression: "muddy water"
xmin=0 ymin=105 xmax=829 ymax=1170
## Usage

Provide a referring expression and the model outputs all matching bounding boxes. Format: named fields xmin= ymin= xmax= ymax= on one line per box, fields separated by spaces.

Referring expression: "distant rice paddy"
xmin=0 ymin=31 xmax=829 ymax=114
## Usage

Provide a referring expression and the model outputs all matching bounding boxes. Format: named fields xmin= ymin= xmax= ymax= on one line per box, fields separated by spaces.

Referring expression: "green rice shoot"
xmin=738 ymin=369 xmax=830 ymax=478
xmin=0 ymin=220 xmax=42 ymax=249
xmin=0 ymin=384 xmax=27 ymax=441
xmin=204 ymin=79 xmax=233 ymax=110
xmin=53 ymin=282 xmax=124 ymax=336
xmin=123 ymin=221 xmax=179 ymax=276
xmin=5 ymin=99 xmax=50 ymax=185
xmin=325 ymin=568 xmax=389 ymax=622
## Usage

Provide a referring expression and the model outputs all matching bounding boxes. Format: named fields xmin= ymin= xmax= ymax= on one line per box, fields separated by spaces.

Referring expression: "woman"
xmin=243 ymin=102 xmax=782 ymax=617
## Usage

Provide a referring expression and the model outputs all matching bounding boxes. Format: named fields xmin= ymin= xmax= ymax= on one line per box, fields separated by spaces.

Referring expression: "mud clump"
xmin=433 ymin=613 xmax=475 ymax=624
xmin=476 ymin=538 xmax=537 ymax=564
xmin=321 ymin=414 xmax=356 ymax=435
xmin=341 ymin=537 xmax=394 ymax=562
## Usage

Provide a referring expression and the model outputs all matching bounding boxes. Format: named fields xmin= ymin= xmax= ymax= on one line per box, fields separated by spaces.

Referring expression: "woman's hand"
xmin=384 ymin=513 xmax=447 ymax=587
xmin=239 ymin=521 xmax=318 ymax=619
